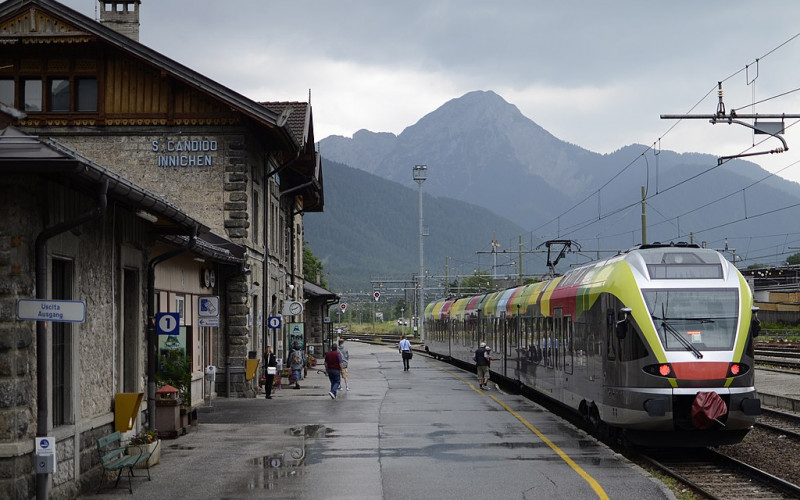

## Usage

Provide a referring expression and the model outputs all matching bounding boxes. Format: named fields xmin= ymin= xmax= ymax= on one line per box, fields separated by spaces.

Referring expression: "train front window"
xmin=642 ymin=288 xmax=738 ymax=351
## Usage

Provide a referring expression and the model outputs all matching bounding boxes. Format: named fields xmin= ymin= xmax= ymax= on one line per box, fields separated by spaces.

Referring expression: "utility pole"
xmin=413 ymin=164 xmax=427 ymax=341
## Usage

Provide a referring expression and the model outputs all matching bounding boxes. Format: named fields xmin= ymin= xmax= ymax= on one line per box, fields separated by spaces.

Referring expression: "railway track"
xmin=754 ymin=346 xmax=800 ymax=371
xmin=639 ymin=447 xmax=800 ymax=499
xmin=756 ymin=407 xmax=800 ymax=439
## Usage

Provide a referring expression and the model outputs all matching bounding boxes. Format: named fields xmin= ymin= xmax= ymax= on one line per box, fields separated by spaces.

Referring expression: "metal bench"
xmin=95 ymin=430 xmax=152 ymax=494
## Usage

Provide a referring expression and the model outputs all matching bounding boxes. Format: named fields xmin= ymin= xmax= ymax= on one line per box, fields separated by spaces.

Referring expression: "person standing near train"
xmin=399 ymin=334 xmax=412 ymax=371
xmin=473 ymin=342 xmax=490 ymax=390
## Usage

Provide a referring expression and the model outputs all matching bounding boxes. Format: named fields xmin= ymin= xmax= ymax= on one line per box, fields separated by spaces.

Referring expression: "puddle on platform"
xmin=166 ymin=444 xmax=195 ymax=450
xmin=246 ymin=424 xmax=330 ymax=490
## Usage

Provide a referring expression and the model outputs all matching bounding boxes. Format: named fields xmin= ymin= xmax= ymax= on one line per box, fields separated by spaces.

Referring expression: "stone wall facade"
xmin=0 ymin=172 xmax=155 ymax=498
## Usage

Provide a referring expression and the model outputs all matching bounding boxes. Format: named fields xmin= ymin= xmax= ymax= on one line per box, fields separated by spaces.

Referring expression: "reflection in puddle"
xmin=247 ymin=425 xmax=328 ymax=490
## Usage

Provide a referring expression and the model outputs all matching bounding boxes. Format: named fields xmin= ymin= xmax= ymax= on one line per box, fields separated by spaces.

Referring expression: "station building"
xmin=0 ymin=0 xmax=331 ymax=496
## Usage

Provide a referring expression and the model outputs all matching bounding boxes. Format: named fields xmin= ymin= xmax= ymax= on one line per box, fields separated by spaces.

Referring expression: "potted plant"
xmin=126 ymin=429 xmax=161 ymax=468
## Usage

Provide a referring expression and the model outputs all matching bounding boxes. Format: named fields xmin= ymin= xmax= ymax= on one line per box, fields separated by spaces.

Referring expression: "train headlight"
xmin=643 ymin=363 xmax=674 ymax=377
xmin=726 ymin=363 xmax=749 ymax=377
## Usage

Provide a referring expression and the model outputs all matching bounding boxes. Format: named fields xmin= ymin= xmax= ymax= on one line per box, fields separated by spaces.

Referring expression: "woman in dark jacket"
xmin=263 ymin=346 xmax=277 ymax=399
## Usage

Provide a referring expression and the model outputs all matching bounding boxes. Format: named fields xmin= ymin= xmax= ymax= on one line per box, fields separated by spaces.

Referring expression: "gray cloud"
xmin=58 ymin=0 xmax=800 ymax=181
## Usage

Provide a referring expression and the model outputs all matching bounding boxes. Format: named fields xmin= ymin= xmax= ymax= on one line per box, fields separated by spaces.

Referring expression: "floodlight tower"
xmin=413 ymin=164 xmax=427 ymax=341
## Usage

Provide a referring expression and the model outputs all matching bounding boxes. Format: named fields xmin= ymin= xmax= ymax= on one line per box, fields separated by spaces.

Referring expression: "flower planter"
xmin=125 ymin=439 xmax=161 ymax=468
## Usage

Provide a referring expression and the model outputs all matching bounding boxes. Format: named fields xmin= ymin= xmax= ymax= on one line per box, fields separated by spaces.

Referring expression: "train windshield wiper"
xmin=652 ymin=313 xmax=704 ymax=359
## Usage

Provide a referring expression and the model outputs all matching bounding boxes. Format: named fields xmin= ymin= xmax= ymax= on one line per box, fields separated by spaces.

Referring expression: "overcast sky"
xmin=60 ymin=1 xmax=800 ymax=184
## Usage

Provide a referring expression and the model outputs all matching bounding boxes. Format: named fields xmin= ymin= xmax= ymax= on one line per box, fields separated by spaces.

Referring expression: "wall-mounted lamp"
xmin=135 ymin=209 xmax=158 ymax=223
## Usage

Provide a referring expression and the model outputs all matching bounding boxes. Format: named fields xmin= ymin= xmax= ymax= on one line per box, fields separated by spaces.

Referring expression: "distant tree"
xmin=394 ymin=298 xmax=408 ymax=320
xmin=747 ymin=263 xmax=767 ymax=270
xmin=303 ymin=241 xmax=328 ymax=289
xmin=459 ymin=270 xmax=495 ymax=294
xmin=787 ymin=253 xmax=800 ymax=266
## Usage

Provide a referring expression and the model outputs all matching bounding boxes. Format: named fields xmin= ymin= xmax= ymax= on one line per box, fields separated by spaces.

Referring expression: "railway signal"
xmin=373 ymin=291 xmax=380 ymax=302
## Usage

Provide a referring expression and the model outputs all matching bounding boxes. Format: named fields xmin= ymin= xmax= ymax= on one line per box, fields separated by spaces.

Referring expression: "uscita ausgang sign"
xmin=151 ymin=138 xmax=218 ymax=167
xmin=17 ymin=299 xmax=86 ymax=323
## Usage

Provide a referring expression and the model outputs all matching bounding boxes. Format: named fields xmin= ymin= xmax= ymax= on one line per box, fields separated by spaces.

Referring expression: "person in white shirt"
xmin=338 ymin=338 xmax=350 ymax=390
xmin=398 ymin=334 xmax=412 ymax=371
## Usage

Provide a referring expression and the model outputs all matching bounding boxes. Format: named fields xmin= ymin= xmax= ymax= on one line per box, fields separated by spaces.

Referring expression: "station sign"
xmin=156 ymin=312 xmax=180 ymax=335
xmin=268 ymin=316 xmax=282 ymax=329
xmin=198 ymin=296 xmax=219 ymax=317
xmin=198 ymin=317 xmax=219 ymax=327
xmin=17 ymin=299 xmax=86 ymax=323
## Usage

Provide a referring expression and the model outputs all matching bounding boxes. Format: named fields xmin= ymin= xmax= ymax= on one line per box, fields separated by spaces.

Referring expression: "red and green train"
xmin=424 ymin=243 xmax=762 ymax=446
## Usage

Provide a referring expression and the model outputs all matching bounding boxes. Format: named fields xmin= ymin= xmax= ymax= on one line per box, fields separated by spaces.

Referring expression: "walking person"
xmin=262 ymin=346 xmax=277 ymax=399
xmin=473 ymin=342 xmax=490 ymax=390
xmin=338 ymin=338 xmax=350 ymax=391
xmin=399 ymin=334 xmax=412 ymax=371
xmin=287 ymin=343 xmax=306 ymax=389
xmin=324 ymin=343 xmax=343 ymax=399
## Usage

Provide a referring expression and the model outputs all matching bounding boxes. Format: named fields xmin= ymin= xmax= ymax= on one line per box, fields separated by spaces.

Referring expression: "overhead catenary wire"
xmin=525 ymin=31 xmax=800 ymax=260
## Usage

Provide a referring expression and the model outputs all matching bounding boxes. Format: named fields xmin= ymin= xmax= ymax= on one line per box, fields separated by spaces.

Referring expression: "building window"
xmin=0 ymin=79 xmax=13 ymax=106
xmin=15 ymin=77 xmax=98 ymax=113
xmin=50 ymin=78 xmax=70 ymax=112
xmin=23 ymin=79 xmax=42 ymax=111
xmin=52 ymin=258 xmax=74 ymax=426
xmin=176 ymin=295 xmax=185 ymax=325
xmin=76 ymin=78 xmax=98 ymax=112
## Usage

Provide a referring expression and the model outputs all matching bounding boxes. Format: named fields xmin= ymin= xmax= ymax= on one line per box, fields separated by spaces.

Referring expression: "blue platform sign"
xmin=156 ymin=312 xmax=180 ymax=335
xmin=267 ymin=316 xmax=282 ymax=329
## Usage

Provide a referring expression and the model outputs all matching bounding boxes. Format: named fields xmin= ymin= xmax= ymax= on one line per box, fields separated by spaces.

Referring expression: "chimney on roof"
xmin=99 ymin=1 xmax=141 ymax=42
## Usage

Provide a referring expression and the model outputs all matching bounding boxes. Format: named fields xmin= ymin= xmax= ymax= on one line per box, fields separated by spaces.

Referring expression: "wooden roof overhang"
xmin=264 ymin=101 xmax=324 ymax=212
xmin=0 ymin=0 xmax=297 ymax=151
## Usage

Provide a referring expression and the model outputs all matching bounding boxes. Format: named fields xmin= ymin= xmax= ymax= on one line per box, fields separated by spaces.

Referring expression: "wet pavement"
xmin=84 ymin=342 xmax=675 ymax=499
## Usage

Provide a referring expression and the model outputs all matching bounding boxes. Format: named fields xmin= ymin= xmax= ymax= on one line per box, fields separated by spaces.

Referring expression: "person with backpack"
xmin=473 ymin=342 xmax=490 ymax=390
xmin=287 ymin=343 xmax=306 ymax=389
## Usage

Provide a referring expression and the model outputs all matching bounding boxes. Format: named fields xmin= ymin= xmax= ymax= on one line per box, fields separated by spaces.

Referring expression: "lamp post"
xmin=413 ymin=164 xmax=427 ymax=341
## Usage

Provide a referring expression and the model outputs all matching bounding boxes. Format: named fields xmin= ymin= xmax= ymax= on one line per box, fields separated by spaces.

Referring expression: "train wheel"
xmin=588 ymin=405 xmax=601 ymax=430
xmin=588 ymin=405 xmax=612 ymax=441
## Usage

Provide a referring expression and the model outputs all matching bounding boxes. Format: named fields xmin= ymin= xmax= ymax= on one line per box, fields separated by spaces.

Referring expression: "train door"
xmin=563 ymin=316 xmax=573 ymax=375
xmin=500 ymin=312 xmax=507 ymax=376
xmin=553 ymin=308 xmax=563 ymax=371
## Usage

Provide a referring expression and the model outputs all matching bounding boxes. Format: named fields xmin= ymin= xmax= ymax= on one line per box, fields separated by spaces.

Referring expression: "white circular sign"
xmin=158 ymin=313 xmax=179 ymax=335
xmin=268 ymin=316 xmax=282 ymax=329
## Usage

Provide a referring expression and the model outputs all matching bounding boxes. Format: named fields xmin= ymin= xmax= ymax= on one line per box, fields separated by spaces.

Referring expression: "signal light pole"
xmin=413 ymin=164 xmax=427 ymax=341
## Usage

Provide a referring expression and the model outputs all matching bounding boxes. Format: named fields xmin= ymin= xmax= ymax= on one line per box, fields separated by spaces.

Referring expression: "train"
xmin=424 ymin=242 xmax=762 ymax=447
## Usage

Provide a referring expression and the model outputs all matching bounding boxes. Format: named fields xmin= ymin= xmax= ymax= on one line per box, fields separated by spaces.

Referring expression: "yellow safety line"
xmin=445 ymin=368 xmax=610 ymax=500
